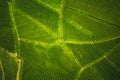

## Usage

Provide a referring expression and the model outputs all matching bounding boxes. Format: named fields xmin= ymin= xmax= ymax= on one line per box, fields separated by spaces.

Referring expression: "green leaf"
xmin=0 ymin=0 xmax=120 ymax=80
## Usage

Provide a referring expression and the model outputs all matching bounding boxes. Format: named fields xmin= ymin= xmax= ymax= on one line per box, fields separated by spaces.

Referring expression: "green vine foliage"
xmin=0 ymin=0 xmax=120 ymax=80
